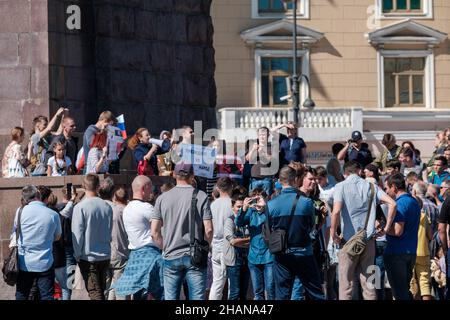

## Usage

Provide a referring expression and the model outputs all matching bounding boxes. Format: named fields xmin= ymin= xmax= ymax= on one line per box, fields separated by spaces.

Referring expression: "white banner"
xmin=107 ymin=126 xmax=125 ymax=161
xmin=180 ymin=144 xmax=216 ymax=179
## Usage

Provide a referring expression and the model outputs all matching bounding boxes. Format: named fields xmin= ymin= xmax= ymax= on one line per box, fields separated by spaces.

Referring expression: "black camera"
xmin=66 ymin=183 xmax=72 ymax=199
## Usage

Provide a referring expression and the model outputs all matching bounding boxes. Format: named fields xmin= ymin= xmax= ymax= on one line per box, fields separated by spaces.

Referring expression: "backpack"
xmin=30 ymin=137 xmax=50 ymax=175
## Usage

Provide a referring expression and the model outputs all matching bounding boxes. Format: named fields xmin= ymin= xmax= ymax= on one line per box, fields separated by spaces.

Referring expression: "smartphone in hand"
xmin=66 ymin=183 xmax=72 ymax=199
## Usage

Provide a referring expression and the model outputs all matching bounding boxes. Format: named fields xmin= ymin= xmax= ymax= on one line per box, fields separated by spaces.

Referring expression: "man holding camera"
xmin=337 ymin=131 xmax=373 ymax=169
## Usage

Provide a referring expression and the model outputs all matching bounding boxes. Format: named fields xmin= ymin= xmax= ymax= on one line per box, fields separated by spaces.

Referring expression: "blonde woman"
xmin=2 ymin=127 xmax=29 ymax=178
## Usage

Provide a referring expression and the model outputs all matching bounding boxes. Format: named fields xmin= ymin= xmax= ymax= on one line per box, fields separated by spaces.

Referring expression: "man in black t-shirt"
xmin=437 ymin=182 xmax=450 ymax=299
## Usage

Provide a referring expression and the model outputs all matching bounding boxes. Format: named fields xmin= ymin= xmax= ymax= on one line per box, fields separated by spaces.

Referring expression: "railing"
xmin=218 ymin=107 xmax=363 ymax=142
xmin=300 ymin=109 xmax=352 ymax=128
xmin=219 ymin=107 xmax=294 ymax=130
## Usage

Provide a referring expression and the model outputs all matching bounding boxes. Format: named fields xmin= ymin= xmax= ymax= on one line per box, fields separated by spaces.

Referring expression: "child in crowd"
xmin=431 ymin=247 xmax=446 ymax=299
xmin=47 ymin=141 xmax=72 ymax=176
xmin=86 ymin=132 xmax=109 ymax=174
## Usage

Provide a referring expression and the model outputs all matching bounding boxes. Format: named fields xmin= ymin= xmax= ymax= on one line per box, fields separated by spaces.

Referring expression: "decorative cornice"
xmin=241 ymin=19 xmax=324 ymax=46
xmin=365 ymin=19 xmax=447 ymax=48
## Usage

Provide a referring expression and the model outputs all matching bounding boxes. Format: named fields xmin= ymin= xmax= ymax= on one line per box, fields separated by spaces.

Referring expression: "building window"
xmin=255 ymin=50 xmax=310 ymax=108
xmin=376 ymin=0 xmax=432 ymax=19
xmin=258 ymin=0 xmax=293 ymax=13
xmin=384 ymin=58 xmax=425 ymax=107
xmin=261 ymin=57 xmax=301 ymax=107
xmin=252 ymin=0 xmax=309 ymax=19
xmin=382 ymin=0 xmax=422 ymax=12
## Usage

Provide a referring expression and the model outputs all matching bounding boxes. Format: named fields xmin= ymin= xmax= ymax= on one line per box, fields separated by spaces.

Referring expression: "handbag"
xmin=189 ymin=189 xmax=209 ymax=268
xmin=341 ymin=183 xmax=375 ymax=258
xmin=137 ymin=159 xmax=154 ymax=176
xmin=2 ymin=207 xmax=23 ymax=286
xmin=264 ymin=192 xmax=301 ymax=255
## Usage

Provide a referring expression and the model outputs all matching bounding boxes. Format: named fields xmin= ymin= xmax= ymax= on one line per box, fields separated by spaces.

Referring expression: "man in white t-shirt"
xmin=113 ymin=175 xmax=164 ymax=300
xmin=209 ymin=177 xmax=234 ymax=300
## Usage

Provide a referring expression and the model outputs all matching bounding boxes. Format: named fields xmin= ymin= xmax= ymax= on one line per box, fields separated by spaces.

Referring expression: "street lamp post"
xmin=283 ymin=0 xmax=315 ymax=125
xmin=291 ymin=0 xmax=300 ymax=124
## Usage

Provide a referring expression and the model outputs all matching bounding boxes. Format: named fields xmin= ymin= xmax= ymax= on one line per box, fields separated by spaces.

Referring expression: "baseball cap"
xmin=174 ymin=162 xmax=193 ymax=176
xmin=351 ymin=130 xmax=363 ymax=142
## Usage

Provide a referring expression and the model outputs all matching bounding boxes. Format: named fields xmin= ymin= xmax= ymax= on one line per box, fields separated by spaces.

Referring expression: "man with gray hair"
xmin=412 ymin=181 xmax=440 ymax=234
xmin=14 ymin=185 xmax=62 ymax=300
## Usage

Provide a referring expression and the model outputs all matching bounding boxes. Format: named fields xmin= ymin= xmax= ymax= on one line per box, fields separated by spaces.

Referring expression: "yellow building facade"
xmin=212 ymin=0 xmax=450 ymax=163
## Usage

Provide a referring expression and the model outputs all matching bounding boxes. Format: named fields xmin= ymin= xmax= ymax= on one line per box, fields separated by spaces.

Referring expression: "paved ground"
xmin=0 ymin=264 xmax=89 ymax=300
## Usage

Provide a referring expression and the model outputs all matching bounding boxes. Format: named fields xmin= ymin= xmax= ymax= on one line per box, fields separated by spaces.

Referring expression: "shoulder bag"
xmin=137 ymin=159 xmax=154 ymax=176
xmin=189 ymin=189 xmax=209 ymax=268
xmin=341 ymin=183 xmax=375 ymax=258
xmin=2 ymin=207 xmax=23 ymax=286
xmin=265 ymin=192 xmax=301 ymax=255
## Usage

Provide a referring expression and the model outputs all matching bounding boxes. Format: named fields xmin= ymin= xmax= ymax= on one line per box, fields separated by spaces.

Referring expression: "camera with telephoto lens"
xmin=313 ymin=199 xmax=326 ymax=226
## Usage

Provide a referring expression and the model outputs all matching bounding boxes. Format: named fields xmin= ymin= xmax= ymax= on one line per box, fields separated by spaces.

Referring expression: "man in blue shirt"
xmin=262 ymin=166 xmax=325 ymax=300
xmin=273 ymin=122 xmax=307 ymax=166
xmin=384 ymin=173 xmax=421 ymax=300
xmin=14 ymin=185 xmax=62 ymax=300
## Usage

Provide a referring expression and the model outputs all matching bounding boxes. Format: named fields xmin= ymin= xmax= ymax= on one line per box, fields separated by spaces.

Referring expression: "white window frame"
xmin=377 ymin=50 xmax=435 ymax=109
xmin=251 ymin=0 xmax=310 ymax=20
xmin=255 ymin=49 xmax=310 ymax=108
xmin=375 ymin=0 xmax=433 ymax=20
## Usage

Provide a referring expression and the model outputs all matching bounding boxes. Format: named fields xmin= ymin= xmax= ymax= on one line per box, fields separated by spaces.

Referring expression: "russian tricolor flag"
xmin=116 ymin=114 xmax=127 ymax=139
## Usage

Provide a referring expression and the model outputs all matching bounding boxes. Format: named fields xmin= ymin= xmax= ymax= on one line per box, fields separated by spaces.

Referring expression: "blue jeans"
xmin=227 ymin=257 xmax=250 ymax=300
xmin=65 ymin=245 xmax=77 ymax=300
xmin=374 ymin=241 xmax=387 ymax=300
xmin=273 ymin=254 xmax=325 ymax=300
xmin=291 ymin=277 xmax=305 ymax=300
xmin=249 ymin=178 xmax=273 ymax=196
xmin=248 ymin=262 xmax=275 ymax=300
xmin=384 ymin=253 xmax=416 ymax=300
xmin=163 ymin=255 xmax=207 ymax=300
xmin=446 ymin=248 xmax=450 ymax=300
xmin=16 ymin=268 xmax=55 ymax=300
xmin=55 ymin=267 xmax=70 ymax=300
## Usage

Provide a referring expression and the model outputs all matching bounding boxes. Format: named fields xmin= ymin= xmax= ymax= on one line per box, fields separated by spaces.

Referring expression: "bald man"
xmin=113 ymin=175 xmax=164 ymax=300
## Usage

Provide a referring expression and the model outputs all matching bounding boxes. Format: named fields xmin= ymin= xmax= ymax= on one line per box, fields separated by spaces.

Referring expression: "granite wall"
xmin=0 ymin=0 xmax=50 ymax=135
xmin=49 ymin=0 xmax=217 ymax=134
xmin=0 ymin=0 xmax=217 ymax=160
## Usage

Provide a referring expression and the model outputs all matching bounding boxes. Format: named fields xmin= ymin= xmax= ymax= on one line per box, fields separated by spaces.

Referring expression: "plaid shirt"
xmin=419 ymin=196 xmax=440 ymax=234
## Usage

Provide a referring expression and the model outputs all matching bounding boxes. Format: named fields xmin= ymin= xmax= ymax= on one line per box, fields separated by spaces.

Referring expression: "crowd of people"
xmin=3 ymin=107 xmax=450 ymax=301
